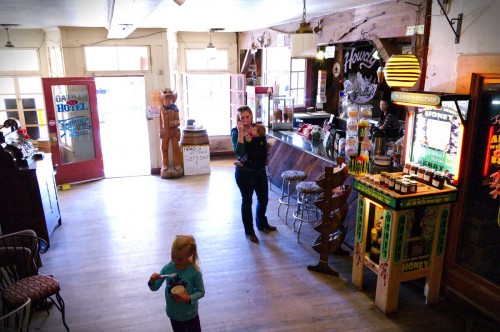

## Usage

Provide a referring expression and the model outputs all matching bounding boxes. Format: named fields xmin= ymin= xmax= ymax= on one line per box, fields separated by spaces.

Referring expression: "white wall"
xmin=425 ymin=0 xmax=500 ymax=92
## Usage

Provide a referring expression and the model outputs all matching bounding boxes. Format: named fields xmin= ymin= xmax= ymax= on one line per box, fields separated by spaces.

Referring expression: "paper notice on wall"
xmin=151 ymin=90 xmax=162 ymax=106
xmin=147 ymin=105 xmax=161 ymax=118
xmin=182 ymin=145 xmax=211 ymax=175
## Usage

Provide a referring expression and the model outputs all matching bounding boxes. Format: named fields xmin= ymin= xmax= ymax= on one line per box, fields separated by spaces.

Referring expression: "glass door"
xmin=42 ymin=77 xmax=104 ymax=184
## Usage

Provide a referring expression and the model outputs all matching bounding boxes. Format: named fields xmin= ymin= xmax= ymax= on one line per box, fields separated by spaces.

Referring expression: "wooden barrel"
xmin=37 ymin=138 xmax=51 ymax=153
xmin=180 ymin=129 xmax=209 ymax=145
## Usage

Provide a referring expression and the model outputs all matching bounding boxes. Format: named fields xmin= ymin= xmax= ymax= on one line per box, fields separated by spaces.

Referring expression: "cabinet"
xmin=0 ymin=155 xmax=61 ymax=245
xmin=351 ymin=174 xmax=457 ymax=313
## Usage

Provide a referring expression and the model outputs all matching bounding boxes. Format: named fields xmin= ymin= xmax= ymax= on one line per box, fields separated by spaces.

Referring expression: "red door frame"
xmin=42 ymin=77 xmax=104 ymax=184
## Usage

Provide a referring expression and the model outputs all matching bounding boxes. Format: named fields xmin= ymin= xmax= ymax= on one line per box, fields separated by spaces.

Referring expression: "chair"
xmin=292 ymin=181 xmax=323 ymax=243
xmin=0 ymin=297 xmax=31 ymax=332
xmin=0 ymin=231 xmax=69 ymax=331
xmin=277 ymin=170 xmax=307 ymax=224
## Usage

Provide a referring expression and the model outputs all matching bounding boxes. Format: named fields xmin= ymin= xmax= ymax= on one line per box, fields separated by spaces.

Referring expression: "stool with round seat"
xmin=278 ymin=170 xmax=307 ymax=224
xmin=293 ymin=181 xmax=323 ymax=243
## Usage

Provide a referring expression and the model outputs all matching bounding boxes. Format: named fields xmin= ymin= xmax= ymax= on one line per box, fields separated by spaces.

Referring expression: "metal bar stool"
xmin=278 ymin=170 xmax=307 ymax=224
xmin=293 ymin=181 xmax=323 ymax=243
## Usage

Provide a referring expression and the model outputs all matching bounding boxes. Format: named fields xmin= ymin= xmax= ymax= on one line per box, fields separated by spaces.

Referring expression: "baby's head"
xmin=253 ymin=124 xmax=266 ymax=137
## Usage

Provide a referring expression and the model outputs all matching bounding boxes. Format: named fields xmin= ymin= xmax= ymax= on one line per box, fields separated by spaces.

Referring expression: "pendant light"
xmin=205 ymin=29 xmax=216 ymax=60
xmin=290 ymin=0 xmax=317 ymax=58
xmin=2 ymin=25 xmax=17 ymax=48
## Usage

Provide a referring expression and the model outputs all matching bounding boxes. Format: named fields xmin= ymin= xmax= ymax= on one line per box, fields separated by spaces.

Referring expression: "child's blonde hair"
xmin=171 ymin=235 xmax=200 ymax=271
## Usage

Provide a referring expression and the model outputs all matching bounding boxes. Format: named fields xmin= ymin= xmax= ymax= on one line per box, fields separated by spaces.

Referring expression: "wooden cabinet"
xmin=0 ymin=155 xmax=61 ymax=245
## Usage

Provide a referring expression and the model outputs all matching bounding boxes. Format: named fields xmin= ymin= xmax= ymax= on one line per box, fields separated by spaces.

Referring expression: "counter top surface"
xmin=267 ymin=128 xmax=337 ymax=165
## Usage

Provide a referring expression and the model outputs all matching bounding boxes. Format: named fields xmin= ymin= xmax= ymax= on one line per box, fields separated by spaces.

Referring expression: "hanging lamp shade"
xmin=383 ymin=54 xmax=421 ymax=88
xmin=205 ymin=42 xmax=216 ymax=60
xmin=291 ymin=23 xmax=317 ymax=58
xmin=290 ymin=0 xmax=317 ymax=59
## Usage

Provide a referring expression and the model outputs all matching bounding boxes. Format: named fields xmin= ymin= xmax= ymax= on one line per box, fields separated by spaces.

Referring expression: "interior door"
xmin=42 ymin=77 xmax=104 ymax=184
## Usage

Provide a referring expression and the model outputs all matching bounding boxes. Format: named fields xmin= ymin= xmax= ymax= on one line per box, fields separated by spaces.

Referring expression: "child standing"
xmin=148 ymin=235 xmax=205 ymax=332
xmin=234 ymin=124 xmax=270 ymax=167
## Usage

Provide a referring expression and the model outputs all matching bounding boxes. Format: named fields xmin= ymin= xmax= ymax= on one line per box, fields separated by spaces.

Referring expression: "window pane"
xmin=266 ymin=47 xmax=291 ymax=71
xmin=85 ymin=46 xmax=149 ymax=71
xmin=21 ymin=94 xmax=44 ymax=109
xmin=24 ymin=110 xmax=39 ymax=124
xmin=18 ymin=77 xmax=42 ymax=93
xmin=0 ymin=50 xmax=39 ymax=71
xmin=291 ymin=59 xmax=305 ymax=71
xmin=4 ymin=98 xmax=17 ymax=109
xmin=22 ymin=98 xmax=36 ymax=109
xmin=186 ymin=49 xmax=228 ymax=71
xmin=0 ymin=77 xmax=15 ymax=93
xmin=297 ymin=72 xmax=305 ymax=88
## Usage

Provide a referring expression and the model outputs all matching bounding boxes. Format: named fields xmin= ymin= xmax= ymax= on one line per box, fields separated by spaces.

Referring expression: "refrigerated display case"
xmin=246 ymin=86 xmax=271 ymax=124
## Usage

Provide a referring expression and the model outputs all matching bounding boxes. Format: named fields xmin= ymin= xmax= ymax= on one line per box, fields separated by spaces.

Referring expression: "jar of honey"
xmin=424 ymin=167 xmax=434 ymax=185
xmin=400 ymin=180 xmax=410 ymax=194
xmin=409 ymin=180 xmax=418 ymax=194
xmin=417 ymin=166 xmax=426 ymax=181
xmin=410 ymin=163 xmax=420 ymax=176
xmin=388 ymin=176 xmax=396 ymax=190
xmin=403 ymin=162 xmax=412 ymax=175
xmin=432 ymin=171 xmax=445 ymax=189
xmin=395 ymin=179 xmax=403 ymax=193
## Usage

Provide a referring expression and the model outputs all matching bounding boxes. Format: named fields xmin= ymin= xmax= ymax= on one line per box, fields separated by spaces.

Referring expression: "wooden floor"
xmin=30 ymin=157 xmax=498 ymax=332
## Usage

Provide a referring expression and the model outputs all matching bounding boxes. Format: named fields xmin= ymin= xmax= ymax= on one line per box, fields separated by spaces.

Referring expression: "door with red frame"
xmin=42 ymin=77 xmax=104 ymax=184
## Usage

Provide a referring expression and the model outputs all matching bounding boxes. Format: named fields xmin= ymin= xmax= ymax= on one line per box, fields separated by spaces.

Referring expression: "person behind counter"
xmin=377 ymin=99 xmax=401 ymax=141
xmin=231 ymin=106 xmax=276 ymax=244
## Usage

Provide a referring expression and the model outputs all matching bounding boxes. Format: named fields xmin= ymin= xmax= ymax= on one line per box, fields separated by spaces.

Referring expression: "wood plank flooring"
xmin=29 ymin=157 xmax=498 ymax=331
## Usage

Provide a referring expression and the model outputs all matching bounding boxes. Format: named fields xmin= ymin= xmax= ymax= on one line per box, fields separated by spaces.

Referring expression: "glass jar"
xmin=432 ymin=171 xmax=445 ymax=189
xmin=403 ymin=162 xmax=412 ymax=175
xmin=400 ymin=180 xmax=410 ymax=194
xmin=417 ymin=166 xmax=426 ymax=181
xmin=409 ymin=180 xmax=418 ymax=194
xmin=424 ymin=167 xmax=434 ymax=185
xmin=395 ymin=179 xmax=403 ymax=193
xmin=347 ymin=118 xmax=358 ymax=131
xmin=379 ymin=172 xmax=387 ymax=186
xmin=410 ymin=163 xmax=420 ymax=176
xmin=360 ymin=105 xmax=373 ymax=119
xmin=347 ymin=105 xmax=359 ymax=119
xmin=388 ymin=176 xmax=396 ymax=190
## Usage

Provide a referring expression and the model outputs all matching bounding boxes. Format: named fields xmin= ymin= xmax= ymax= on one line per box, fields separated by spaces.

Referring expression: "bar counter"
xmin=267 ymin=128 xmax=337 ymax=166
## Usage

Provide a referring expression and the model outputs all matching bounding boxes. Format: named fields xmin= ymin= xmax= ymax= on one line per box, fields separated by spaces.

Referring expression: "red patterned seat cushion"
xmin=2 ymin=274 xmax=60 ymax=308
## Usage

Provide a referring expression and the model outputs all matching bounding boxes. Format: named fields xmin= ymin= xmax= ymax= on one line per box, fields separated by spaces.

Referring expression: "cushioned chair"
xmin=0 ymin=230 xmax=69 ymax=331
xmin=0 ymin=297 xmax=31 ymax=332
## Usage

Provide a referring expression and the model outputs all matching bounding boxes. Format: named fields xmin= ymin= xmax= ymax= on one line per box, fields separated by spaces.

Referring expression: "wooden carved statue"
xmin=159 ymin=89 xmax=183 ymax=179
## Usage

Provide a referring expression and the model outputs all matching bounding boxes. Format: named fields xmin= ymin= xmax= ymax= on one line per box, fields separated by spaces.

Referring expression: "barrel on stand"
xmin=180 ymin=129 xmax=209 ymax=145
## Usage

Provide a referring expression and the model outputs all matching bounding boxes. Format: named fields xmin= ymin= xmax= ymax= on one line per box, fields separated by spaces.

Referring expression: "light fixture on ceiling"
xmin=315 ymin=46 xmax=325 ymax=60
xmin=173 ymin=0 xmax=185 ymax=5
xmin=290 ymin=0 xmax=317 ymax=59
xmin=1 ymin=24 xmax=19 ymax=48
xmin=205 ymin=28 xmax=224 ymax=60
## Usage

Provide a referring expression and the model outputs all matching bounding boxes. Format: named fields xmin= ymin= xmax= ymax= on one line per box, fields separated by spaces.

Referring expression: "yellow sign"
xmin=391 ymin=91 xmax=441 ymax=106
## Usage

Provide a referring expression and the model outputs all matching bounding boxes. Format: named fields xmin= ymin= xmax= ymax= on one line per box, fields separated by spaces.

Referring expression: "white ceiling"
xmin=0 ymin=0 xmax=389 ymax=35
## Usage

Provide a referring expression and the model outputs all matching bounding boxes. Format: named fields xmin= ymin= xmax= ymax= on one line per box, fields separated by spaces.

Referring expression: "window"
xmin=184 ymin=73 xmax=230 ymax=136
xmin=84 ymin=46 xmax=149 ymax=71
xmin=0 ymin=76 xmax=47 ymax=140
xmin=0 ymin=49 xmax=39 ymax=72
xmin=263 ymin=47 xmax=306 ymax=106
xmin=185 ymin=49 xmax=228 ymax=71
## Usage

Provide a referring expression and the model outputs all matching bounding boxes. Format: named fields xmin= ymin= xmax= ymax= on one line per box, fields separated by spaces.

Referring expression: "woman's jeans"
xmin=235 ymin=167 xmax=269 ymax=235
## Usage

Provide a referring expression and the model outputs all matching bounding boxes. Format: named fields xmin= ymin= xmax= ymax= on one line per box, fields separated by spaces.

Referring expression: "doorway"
xmin=95 ymin=77 xmax=150 ymax=177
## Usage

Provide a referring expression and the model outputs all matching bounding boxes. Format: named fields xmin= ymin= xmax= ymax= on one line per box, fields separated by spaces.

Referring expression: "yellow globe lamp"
xmin=383 ymin=54 xmax=421 ymax=88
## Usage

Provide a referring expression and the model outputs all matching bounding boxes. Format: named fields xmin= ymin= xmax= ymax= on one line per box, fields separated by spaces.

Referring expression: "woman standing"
xmin=231 ymin=106 xmax=276 ymax=243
